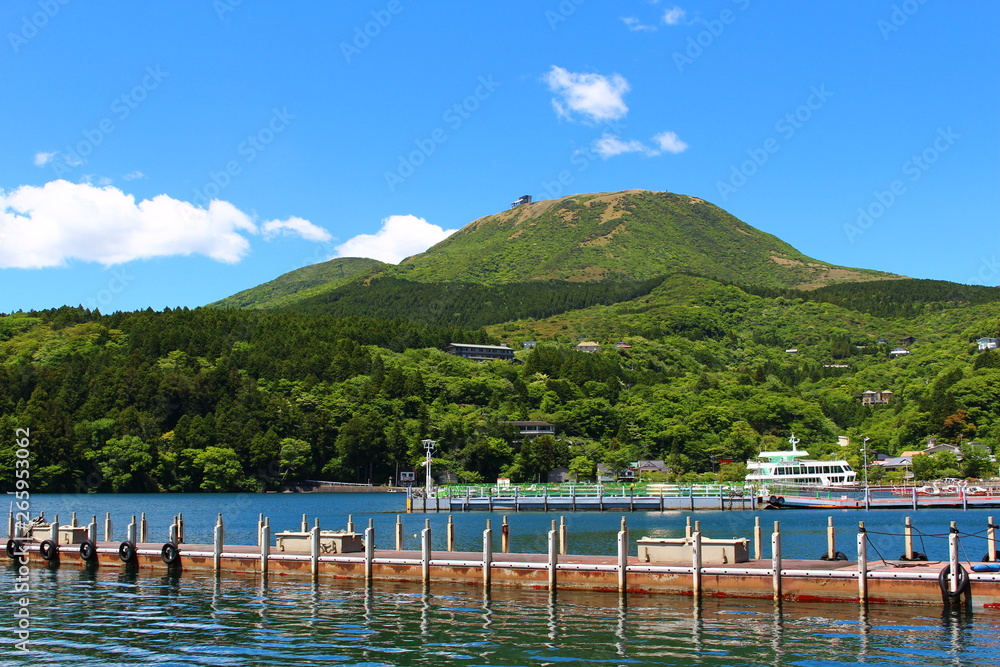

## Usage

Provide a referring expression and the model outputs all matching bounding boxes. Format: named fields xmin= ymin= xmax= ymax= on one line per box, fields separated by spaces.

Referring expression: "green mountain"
xmin=211 ymin=190 xmax=902 ymax=316
xmin=210 ymin=257 xmax=388 ymax=310
xmin=391 ymin=190 xmax=900 ymax=288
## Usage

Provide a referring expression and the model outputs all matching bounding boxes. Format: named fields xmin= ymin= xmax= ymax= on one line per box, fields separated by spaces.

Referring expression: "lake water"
xmin=2 ymin=493 xmax=999 ymax=666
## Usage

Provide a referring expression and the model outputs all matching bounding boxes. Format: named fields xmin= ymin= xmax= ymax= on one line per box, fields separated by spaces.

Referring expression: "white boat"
xmin=746 ymin=435 xmax=858 ymax=490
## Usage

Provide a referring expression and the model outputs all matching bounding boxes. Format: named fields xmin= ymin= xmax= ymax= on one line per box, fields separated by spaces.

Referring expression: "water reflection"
xmin=615 ymin=596 xmax=627 ymax=658
xmin=771 ymin=600 xmax=784 ymax=665
xmin=4 ymin=566 xmax=999 ymax=666
xmin=858 ymin=603 xmax=871 ymax=662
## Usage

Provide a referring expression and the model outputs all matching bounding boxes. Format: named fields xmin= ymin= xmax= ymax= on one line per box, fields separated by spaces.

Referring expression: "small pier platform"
xmin=409 ymin=483 xmax=756 ymax=512
xmin=8 ymin=512 xmax=1000 ymax=611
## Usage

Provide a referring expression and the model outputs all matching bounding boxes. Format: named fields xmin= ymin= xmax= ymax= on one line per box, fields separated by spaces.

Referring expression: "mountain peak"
xmin=395 ymin=190 xmax=898 ymax=288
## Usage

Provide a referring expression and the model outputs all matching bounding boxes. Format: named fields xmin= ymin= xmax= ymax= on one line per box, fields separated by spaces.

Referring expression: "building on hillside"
xmin=445 ymin=343 xmax=515 ymax=362
xmin=785 ymin=348 xmax=799 ymax=354
xmin=924 ymin=441 xmax=960 ymax=456
xmin=615 ymin=341 xmax=632 ymax=349
xmin=510 ymin=195 xmax=532 ymax=208
xmin=547 ymin=467 xmax=570 ymax=483
xmin=838 ymin=436 xmax=850 ymax=448
xmin=630 ymin=460 xmax=669 ymax=480
xmin=901 ymin=336 xmax=916 ymax=345
xmin=575 ymin=341 xmax=600 ymax=353
xmin=500 ymin=421 xmax=556 ymax=440
xmin=876 ymin=456 xmax=913 ymax=475
xmin=596 ymin=464 xmax=620 ymax=484
xmin=522 ymin=341 xmax=537 ymax=349
xmin=977 ymin=337 xmax=998 ymax=351
xmin=889 ymin=347 xmax=910 ymax=356
xmin=861 ymin=390 xmax=894 ymax=405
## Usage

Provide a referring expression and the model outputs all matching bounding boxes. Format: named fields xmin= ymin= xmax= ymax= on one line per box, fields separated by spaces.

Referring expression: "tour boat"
xmin=745 ymin=435 xmax=858 ymax=489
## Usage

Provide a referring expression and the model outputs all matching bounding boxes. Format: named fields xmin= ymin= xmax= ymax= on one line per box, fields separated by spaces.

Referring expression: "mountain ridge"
xmin=210 ymin=189 xmax=906 ymax=313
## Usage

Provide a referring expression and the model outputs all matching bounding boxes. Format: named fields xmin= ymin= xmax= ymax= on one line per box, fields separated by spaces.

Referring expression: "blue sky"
xmin=1 ymin=1 xmax=998 ymax=313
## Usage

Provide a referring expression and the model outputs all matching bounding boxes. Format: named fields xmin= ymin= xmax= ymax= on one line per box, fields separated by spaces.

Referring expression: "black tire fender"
xmin=161 ymin=542 xmax=179 ymax=565
xmin=118 ymin=541 xmax=137 ymax=563
xmin=5 ymin=538 xmax=17 ymax=559
xmin=938 ymin=563 xmax=970 ymax=598
xmin=39 ymin=539 xmax=59 ymax=561
xmin=79 ymin=539 xmax=98 ymax=562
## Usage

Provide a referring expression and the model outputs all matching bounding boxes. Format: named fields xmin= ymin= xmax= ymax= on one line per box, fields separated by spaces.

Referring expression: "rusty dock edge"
xmin=12 ymin=542 xmax=1000 ymax=610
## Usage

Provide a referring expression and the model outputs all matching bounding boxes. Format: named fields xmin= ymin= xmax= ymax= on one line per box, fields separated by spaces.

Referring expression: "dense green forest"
xmin=2 ymin=273 xmax=998 ymax=493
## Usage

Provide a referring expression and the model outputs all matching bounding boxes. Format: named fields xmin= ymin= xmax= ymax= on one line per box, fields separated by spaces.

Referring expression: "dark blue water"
xmin=2 ymin=494 xmax=998 ymax=665
xmin=15 ymin=492 xmax=998 ymax=561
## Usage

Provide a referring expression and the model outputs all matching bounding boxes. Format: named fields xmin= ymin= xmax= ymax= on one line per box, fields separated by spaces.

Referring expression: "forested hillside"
xmin=3 ymin=273 xmax=998 ymax=493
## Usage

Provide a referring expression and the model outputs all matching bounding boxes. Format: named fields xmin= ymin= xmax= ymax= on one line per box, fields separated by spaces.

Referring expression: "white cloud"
xmin=34 ymin=151 xmax=57 ymax=167
xmin=594 ymin=133 xmax=655 ymax=159
xmin=334 ymin=214 xmax=457 ymax=264
xmin=653 ymin=130 xmax=689 ymax=153
xmin=123 ymin=170 xmax=146 ymax=181
xmin=262 ymin=216 xmax=332 ymax=242
xmin=0 ymin=180 xmax=326 ymax=269
xmin=622 ymin=16 xmax=657 ymax=31
xmin=81 ymin=174 xmax=114 ymax=187
xmin=592 ymin=130 xmax=689 ymax=159
xmin=663 ymin=6 xmax=686 ymax=25
xmin=544 ymin=66 xmax=630 ymax=124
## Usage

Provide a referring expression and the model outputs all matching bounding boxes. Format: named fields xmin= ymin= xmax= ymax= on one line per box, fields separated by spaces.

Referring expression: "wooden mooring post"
xmin=482 ymin=519 xmax=493 ymax=591
xmin=547 ymin=525 xmax=558 ymax=592
xmin=771 ymin=521 xmax=782 ymax=601
xmin=421 ymin=519 xmax=431 ymax=588
xmin=260 ymin=518 xmax=270 ymax=576
xmin=213 ymin=514 xmax=224 ymax=574
xmin=395 ymin=515 xmax=404 ymax=551
xmin=988 ymin=516 xmax=997 ymax=561
xmin=559 ymin=516 xmax=567 ymax=556
xmin=364 ymin=520 xmax=375 ymax=585
xmin=617 ymin=517 xmax=628 ymax=595
xmin=310 ymin=518 xmax=320 ymax=579
xmin=904 ymin=516 xmax=914 ymax=561
xmin=692 ymin=530 xmax=703 ymax=598
xmin=447 ymin=515 xmax=455 ymax=552
xmin=501 ymin=516 xmax=510 ymax=554
xmin=857 ymin=521 xmax=868 ymax=604
xmin=826 ymin=517 xmax=836 ymax=560
xmin=754 ymin=516 xmax=761 ymax=561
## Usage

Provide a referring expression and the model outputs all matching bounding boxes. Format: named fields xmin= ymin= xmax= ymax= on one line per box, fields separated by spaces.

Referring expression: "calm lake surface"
xmin=2 ymin=493 xmax=999 ymax=666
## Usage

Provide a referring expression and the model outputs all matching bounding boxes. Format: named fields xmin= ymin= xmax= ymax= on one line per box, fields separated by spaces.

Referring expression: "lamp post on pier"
xmin=862 ymin=437 xmax=870 ymax=490
xmin=421 ymin=439 xmax=436 ymax=498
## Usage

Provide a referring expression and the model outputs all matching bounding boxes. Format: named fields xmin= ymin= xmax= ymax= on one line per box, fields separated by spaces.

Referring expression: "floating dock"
xmin=409 ymin=483 xmax=756 ymax=512
xmin=408 ymin=483 xmax=1000 ymax=512
xmin=8 ymin=512 xmax=1000 ymax=611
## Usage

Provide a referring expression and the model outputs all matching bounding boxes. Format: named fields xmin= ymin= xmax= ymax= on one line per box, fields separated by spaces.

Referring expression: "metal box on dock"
xmin=28 ymin=524 xmax=90 ymax=545
xmin=274 ymin=530 xmax=364 ymax=554
xmin=636 ymin=536 xmax=749 ymax=564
